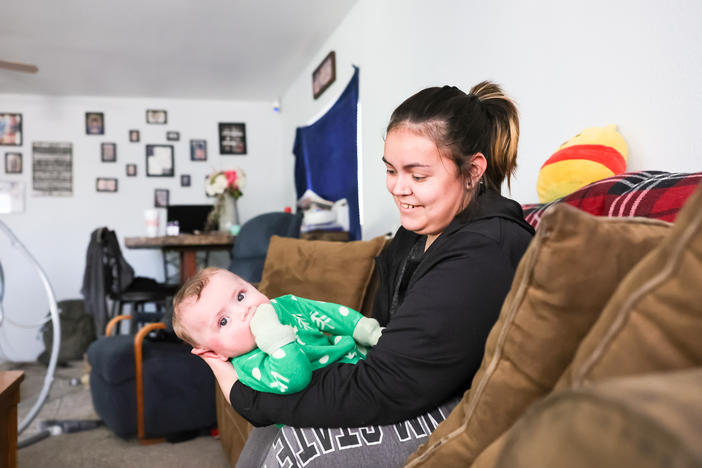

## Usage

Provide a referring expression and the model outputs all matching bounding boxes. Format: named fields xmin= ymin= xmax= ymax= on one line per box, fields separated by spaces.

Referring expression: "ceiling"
xmin=0 ymin=0 xmax=357 ymax=101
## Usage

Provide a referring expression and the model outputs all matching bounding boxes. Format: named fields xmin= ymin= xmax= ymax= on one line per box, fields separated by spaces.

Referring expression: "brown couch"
xmin=217 ymin=179 xmax=702 ymax=467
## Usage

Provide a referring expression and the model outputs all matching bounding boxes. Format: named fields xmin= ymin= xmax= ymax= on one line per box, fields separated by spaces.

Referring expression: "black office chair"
xmin=82 ymin=227 xmax=178 ymax=335
xmin=228 ymin=211 xmax=303 ymax=284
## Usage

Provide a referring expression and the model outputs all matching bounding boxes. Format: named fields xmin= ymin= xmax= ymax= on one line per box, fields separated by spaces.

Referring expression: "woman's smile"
xmin=398 ymin=201 xmax=421 ymax=211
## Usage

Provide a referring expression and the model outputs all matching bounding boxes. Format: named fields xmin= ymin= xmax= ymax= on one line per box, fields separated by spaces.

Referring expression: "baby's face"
xmin=182 ymin=270 xmax=269 ymax=360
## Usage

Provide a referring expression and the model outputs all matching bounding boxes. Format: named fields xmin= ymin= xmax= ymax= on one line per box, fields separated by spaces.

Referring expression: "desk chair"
xmin=228 ymin=212 xmax=303 ymax=283
xmin=82 ymin=227 xmax=178 ymax=335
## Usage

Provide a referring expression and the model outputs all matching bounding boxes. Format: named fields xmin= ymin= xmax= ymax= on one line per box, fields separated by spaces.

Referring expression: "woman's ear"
xmin=191 ymin=346 xmax=229 ymax=361
xmin=469 ymin=153 xmax=487 ymax=184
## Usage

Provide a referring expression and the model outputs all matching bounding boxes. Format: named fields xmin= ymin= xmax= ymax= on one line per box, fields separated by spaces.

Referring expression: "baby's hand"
xmin=250 ymin=303 xmax=296 ymax=354
xmin=353 ymin=317 xmax=383 ymax=347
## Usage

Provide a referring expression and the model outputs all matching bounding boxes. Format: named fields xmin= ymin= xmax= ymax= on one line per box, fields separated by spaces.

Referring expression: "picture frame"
xmin=4 ymin=152 xmax=22 ymax=174
xmin=96 ymin=177 xmax=118 ymax=193
xmin=219 ymin=122 xmax=247 ymax=155
xmin=85 ymin=112 xmax=104 ymax=135
xmin=0 ymin=181 xmax=25 ymax=213
xmin=189 ymin=139 xmax=207 ymax=161
xmin=32 ymin=142 xmax=73 ymax=196
xmin=312 ymin=51 xmax=336 ymax=99
xmin=154 ymin=188 xmax=169 ymax=208
xmin=0 ymin=113 xmax=22 ymax=146
xmin=181 ymin=174 xmax=191 ymax=187
xmin=146 ymin=109 xmax=167 ymax=125
xmin=101 ymin=142 xmax=117 ymax=162
xmin=126 ymin=163 xmax=137 ymax=177
xmin=129 ymin=130 xmax=140 ymax=142
xmin=166 ymin=131 xmax=180 ymax=141
xmin=145 ymin=144 xmax=174 ymax=177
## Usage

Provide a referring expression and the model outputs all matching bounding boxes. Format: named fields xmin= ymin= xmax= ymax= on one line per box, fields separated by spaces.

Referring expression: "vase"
xmin=218 ymin=194 xmax=240 ymax=232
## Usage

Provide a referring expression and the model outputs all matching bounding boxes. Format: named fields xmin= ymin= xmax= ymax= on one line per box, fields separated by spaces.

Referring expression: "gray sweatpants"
xmin=236 ymin=397 xmax=460 ymax=468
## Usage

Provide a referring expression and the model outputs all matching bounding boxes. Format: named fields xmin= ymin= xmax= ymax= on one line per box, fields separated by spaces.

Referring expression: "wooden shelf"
xmin=0 ymin=370 xmax=24 ymax=468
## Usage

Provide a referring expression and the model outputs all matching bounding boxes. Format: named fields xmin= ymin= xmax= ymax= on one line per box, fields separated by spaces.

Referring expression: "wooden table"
xmin=0 ymin=371 xmax=23 ymax=468
xmin=125 ymin=233 xmax=235 ymax=283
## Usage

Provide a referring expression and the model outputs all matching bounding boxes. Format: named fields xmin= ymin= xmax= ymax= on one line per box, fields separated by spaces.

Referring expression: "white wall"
xmin=3 ymin=0 xmax=702 ymax=361
xmin=0 ymin=94 xmax=292 ymax=361
xmin=281 ymin=0 xmax=702 ymax=240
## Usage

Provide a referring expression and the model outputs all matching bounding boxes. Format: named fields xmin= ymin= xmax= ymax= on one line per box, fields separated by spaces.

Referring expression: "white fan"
xmin=0 ymin=220 xmax=60 ymax=438
xmin=0 ymin=60 xmax=38 ymax=74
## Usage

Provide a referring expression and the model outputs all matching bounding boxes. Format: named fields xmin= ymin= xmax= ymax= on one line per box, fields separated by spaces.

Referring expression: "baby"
xmin=172 ymin=267 xmax=382 ymax=395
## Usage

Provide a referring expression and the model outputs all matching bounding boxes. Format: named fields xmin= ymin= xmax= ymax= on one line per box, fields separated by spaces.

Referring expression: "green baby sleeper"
xmin=230 ymin=295 xmax=381 ymax=394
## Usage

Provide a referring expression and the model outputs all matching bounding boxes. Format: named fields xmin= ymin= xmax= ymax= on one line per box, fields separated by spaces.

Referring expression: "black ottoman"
xmin=87 ymin=333 xmax=216 ymax=439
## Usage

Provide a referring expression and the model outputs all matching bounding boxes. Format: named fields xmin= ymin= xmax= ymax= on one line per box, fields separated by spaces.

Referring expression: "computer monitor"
xmin=166 ymin=204 xmax=213 ymax=234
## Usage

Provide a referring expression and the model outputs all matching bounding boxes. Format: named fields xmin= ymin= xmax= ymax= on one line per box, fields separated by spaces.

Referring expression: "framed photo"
xmin=312 ymin=51 xmax=336 ymax=99
xmin=85 ymin=112 xmax=104 ymax=135
xmin=32 ymin=142 xmax=73 ymax=196
xmin=190 ymin=139 xmax=207 ymax=161
xmin=0 ymin=113 xmax=22 ymax=146
xmin=145 ymin=144 xmax=174 ymax=177
xmin=101 ymin=142 xmax=117 ymax=162
xmin=129 ymin=130 xmax=140 ymax=142
xmin=166 ymin=131 xmax=180 ymax=141
xmin=219 ymin=122 xmax=247 ymax=155
xmin=126 ymin=163 xmax=137 ymax=177
xmin=181 ymin=174 xmax=191 ymax=187
xmin=146 ymin=109 xmax=167 ymax=125
xmin=154 ymin=188 xmax=169 ymax=208
xmin=0 ymin=181 xmax=25 ymax=213
xmin=96 ymin=177 xmax=118 ymax=193
xmin=5 ymin=152 xmax=22 ymax=174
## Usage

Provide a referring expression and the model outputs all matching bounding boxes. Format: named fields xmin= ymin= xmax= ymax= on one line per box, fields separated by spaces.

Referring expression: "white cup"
xmin=144 ymin=209 xmax=159 ymax=237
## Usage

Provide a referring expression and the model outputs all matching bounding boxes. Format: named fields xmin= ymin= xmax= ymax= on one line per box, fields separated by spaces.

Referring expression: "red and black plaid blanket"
xmin=522 ymin=171 xmax=702 ymax=230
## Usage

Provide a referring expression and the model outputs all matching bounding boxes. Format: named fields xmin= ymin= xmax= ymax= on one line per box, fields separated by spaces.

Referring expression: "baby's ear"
xmin=191 ymin=346 xmax=228 ymax=361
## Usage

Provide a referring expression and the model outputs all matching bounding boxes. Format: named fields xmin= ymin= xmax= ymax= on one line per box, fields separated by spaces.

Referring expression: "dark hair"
xmin=386 ymin=81 xmax=519 ymax=191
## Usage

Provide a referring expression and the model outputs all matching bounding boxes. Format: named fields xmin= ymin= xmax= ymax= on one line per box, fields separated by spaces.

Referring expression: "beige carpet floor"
xmin=2 ymin=360 xmax=231 ymax=468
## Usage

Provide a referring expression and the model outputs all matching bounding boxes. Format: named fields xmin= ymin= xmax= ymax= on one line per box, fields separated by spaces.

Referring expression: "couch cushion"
xmin=481 ymin=368 xmax=702 ymax=468
xmin=405 ymin=204 xmax=670 ymax=468
xmin=257 ymin=235 xmax=387 ymax=312
xmin=555 ymin=183 xmax=702 ymax=389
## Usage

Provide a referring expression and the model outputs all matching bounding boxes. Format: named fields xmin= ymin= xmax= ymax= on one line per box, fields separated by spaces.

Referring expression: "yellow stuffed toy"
xmin=536 ymin=124 xmax=628 ymax=203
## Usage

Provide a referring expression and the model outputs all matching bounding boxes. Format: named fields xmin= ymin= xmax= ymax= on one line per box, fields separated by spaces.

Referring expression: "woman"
xmin=212 ymin=82 xmax=535 ymax=467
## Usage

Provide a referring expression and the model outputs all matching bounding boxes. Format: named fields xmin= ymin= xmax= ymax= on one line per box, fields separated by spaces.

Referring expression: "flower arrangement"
xmin=205 ymin=168 xmax=246 ymax=199
xmin=205 ymin=168 xmax=246 ymax=231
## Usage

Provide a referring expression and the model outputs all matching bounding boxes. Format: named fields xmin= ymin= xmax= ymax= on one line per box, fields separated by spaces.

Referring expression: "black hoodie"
xmin=230 ymin=190 xmax=534 ymax=428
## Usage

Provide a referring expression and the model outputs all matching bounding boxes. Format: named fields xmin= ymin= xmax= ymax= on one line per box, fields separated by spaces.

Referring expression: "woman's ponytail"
xmin=469 ymin=81 xmax=519 ymax=191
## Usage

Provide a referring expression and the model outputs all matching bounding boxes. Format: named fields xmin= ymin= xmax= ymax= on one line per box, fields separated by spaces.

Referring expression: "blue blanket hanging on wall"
xmin=293 ymin=66 xmax=361 ymax=240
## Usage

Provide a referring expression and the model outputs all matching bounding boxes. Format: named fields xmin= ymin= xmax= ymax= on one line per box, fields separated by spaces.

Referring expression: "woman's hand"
xmin=197 ymin=354 xmax=239 ymax=404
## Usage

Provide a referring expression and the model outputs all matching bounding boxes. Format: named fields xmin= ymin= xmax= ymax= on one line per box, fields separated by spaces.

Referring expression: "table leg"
xmin=180 ymin=250 xmax=198 ymax=284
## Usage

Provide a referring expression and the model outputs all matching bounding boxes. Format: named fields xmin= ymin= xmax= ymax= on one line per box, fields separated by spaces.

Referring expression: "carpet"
xmin=2 ymin=360 xmax=230 ymax=468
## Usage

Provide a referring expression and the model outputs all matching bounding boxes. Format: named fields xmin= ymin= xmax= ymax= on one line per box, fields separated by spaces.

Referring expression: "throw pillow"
xmin=524 ymin=170 xmax=702 ymax=229
xmin=536 ymin=124 xmax=628 ymax=203
xmin=258 ymin=235 xmax=387 ymax=312
xmin=555 ymin=183 xmax=702 ymax=389
xmin=405 ymin=204 xmax=670 ymax=468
